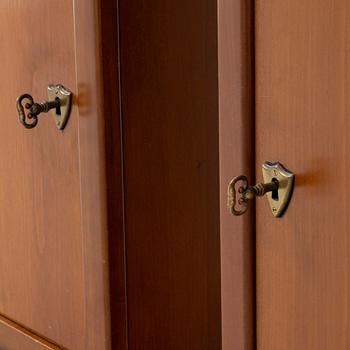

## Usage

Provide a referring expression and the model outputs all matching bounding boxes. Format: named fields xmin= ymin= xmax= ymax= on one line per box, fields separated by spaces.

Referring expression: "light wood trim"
xmin=218 ymin=0 xmax=255 ymax=349
xmin=73 ymin=1 xmax=112 ymax=349
xmin=0 ymin=314 xmax=64 ymax=350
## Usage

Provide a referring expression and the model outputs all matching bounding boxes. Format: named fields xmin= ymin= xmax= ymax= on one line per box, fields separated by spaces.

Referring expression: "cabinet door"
xmin=256 ymin=1 xmax=350 ymax=349
xmin=0 ymin=2 xmax=110 ymax=349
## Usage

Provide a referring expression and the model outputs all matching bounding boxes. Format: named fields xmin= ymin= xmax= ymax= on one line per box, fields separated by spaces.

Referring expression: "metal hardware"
xmin=16 ymin=84 xmax=72 ymax=130
xmin=228 ymin=162 xmax=294 ymax=217
xmin=262 ymin=162 xmax=294 ymax=217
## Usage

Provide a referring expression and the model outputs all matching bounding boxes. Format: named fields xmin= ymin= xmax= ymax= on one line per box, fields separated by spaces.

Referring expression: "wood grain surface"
xmin=256 ymin=1 xmax=350 ymax=349
xmin=0 ymin=1 xmax=111 ymax=349
xmin=119 ymin=0 xmax=222 ymax=348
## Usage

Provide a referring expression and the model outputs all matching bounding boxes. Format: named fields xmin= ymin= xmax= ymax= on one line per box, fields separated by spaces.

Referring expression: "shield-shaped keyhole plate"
xmin=262 ymin=162 xmax=294 ymax=217
xmin=47 ymin=84 xmax=72 ymax=130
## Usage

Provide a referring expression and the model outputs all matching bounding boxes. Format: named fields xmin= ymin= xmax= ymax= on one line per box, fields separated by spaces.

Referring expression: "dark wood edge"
xmin=218 ymin=0 xmax=256 ymax=349
xmin=100 ymin=0 xmax=128 ymax=349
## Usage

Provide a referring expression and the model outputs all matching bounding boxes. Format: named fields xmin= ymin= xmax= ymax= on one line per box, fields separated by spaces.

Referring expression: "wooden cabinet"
xmin=5 ymin=0 xmax=346 ymax=349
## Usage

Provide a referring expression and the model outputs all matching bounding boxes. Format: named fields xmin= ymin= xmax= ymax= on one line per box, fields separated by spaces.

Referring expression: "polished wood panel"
xmin=0 ymin=2 xmax=84 ymax=348
xmin=0 ymin=1 xmax=111 ymax=349
xmin=218 ymin=0 xmax=255 ymax=349
xmin=119 ymin=0 xmax=221 ymax=348
xmin=256 ymin=1 xmax=350 ymax=349
xmin=0 ymin=314 xmax=62 ymax=350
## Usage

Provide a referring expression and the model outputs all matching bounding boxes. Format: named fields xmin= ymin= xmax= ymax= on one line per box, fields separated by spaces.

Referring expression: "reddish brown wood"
xmin=0 ymin=1 xmax=256 ymax=348
xmin=256 ymin=1 xmax=350 ymax=349
xmin=0 ymin=1 xmax=111 ymax=349
xmin=0 ymin=2 xmax=84 ymax=348
xmin=119 ymin=0 xmax=221 ymax=348
xmin=218 ymin=0 xmax=255 ymax=349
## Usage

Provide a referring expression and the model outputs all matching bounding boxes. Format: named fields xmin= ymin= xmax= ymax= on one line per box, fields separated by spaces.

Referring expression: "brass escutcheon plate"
xmin=47 ymin=84 xmax=72 ymax=130
xmin=262 ymin=162 xmax=294 ymax=217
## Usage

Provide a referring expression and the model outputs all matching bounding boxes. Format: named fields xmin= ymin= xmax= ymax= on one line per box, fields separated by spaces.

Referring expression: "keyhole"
xmin=55 ymin=97 xmax=61 ymax=115
xmin=271 ymin=178 xmax=279 ymax=201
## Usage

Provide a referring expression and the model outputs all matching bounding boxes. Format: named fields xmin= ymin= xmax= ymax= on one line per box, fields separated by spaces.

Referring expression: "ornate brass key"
xmin=16 ymin=84 xmax=72 ymax=130
xmin=228 ymin=162 xmax=294 ymax=217
xmin=16 ymin=94 xmax=60 ymax=129
xmin=228 ymin=175 xmax=279 ymax=216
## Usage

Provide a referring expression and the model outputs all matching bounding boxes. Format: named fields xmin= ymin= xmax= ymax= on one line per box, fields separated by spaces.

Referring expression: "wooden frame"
xmin=95 ymin=0 xmax=257 ymax=348
xmin=101 ymin=0 xmax=256 ymax=348
xmin=75 ymin=0 xmax=257 ymax=349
